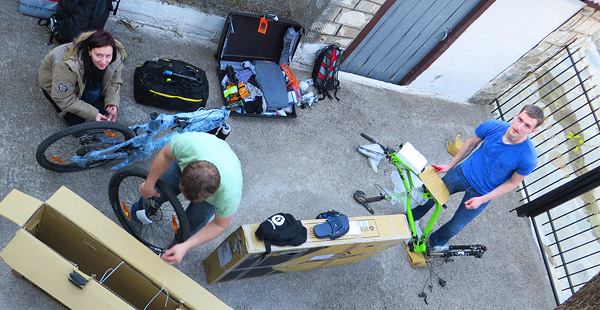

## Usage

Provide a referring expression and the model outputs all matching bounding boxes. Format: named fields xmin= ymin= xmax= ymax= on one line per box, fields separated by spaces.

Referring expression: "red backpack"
xmin=312 ymin=44 xmax=343 ymax=101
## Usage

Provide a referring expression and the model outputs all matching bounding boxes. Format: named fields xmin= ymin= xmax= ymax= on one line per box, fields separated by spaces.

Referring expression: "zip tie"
xmin=144 ymin=281 xmax=169 ymax=310
xmin=99 ymin=261 xmax=125 ymax=284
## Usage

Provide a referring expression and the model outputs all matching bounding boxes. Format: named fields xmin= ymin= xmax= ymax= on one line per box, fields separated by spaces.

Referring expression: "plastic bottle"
xmin=216 ymin=124 xmax=231 ymax=140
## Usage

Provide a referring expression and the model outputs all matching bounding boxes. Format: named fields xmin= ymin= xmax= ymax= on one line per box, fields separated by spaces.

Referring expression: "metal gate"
xmin=340 ymin=0 xmax=480 ymax=84
xmin=491 ymin=42 xmax=600 ymax=304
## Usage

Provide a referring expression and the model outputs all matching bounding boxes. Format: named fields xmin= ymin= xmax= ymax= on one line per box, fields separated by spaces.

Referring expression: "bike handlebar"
xmin=360 ymin=133 xmax=398 ymax=155
xmin=360 ymin=133 xmax=376 ymax=144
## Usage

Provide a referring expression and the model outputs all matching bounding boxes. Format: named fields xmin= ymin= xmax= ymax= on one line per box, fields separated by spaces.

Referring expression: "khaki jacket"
xmin=38 ymin=31 xmax=127 ymax=121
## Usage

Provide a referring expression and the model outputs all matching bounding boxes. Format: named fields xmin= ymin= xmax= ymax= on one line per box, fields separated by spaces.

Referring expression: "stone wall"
xmin=315 ymin=0 xmax=385 ymax=47
xmin=171 ymin=0 xmax=383 ymax=46
xmin=470 ymin=6 xmax=600 ymax=104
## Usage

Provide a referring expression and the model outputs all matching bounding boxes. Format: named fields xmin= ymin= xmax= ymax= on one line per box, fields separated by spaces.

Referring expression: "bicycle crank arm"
xmin=365 ymin=195 xmax=385 ymax=203
xmin=427 ymin=244 xmax=487 ymax=258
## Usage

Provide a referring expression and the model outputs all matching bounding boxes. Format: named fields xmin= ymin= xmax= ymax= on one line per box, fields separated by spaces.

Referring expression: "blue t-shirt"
xmin=462 ymin=119 xmax=537 ymax=195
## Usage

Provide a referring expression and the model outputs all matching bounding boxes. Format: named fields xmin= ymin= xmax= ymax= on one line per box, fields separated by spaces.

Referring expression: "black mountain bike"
xmin=108 ymin=166 xmax=189 ymax=255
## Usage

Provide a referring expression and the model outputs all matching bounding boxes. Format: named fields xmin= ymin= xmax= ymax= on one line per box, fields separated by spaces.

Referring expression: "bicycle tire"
xmin=36 ymin=122 xmax=135 ymax=172
xmin=108 ymin=166 xmax=190 ymax=254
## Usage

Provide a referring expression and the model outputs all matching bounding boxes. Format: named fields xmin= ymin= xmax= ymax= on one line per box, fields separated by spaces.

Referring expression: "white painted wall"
xmin=114 ymin=0 xmax=319 ymax=66
xmin=408 ymin=0 xmax=585 ymax=102
xmin=114 ymin=0 xmax=225 ymax=45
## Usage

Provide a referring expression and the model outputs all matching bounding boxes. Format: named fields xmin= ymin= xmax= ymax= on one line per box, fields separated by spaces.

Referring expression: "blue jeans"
xmin=411 ymin=164 xmax=490 ymax=247
xmin=154 ymin=160 xmax=215 ymax=235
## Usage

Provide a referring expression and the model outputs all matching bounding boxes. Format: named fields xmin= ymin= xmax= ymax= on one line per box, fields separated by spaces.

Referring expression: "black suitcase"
xmin=216 ymin=12 xmax=303 ymax=118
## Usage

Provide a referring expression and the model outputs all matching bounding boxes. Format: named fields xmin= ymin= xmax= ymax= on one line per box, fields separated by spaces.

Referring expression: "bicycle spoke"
xmin=43 ymin=134 xmax=81 ymax=165
xmin=109 ymin=167 xmax=189 ymax=253
xmin=117 ymin=175 xmax=182 ymax=250
xmin=37 ymin=122 xmax=135 ymax=172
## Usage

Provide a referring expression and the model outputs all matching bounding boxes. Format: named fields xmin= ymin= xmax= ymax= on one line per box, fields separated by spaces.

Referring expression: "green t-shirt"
xmin=170 ymin=132 xmax=243 ymax=217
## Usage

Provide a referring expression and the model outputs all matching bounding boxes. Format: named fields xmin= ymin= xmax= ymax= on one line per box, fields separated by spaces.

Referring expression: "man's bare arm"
xmin=139 ymin=143 xmax=176 ymax=198
xmin=464 ymin=171 xmax=527 ymax=209
xmin=435 ymin=135 xmax=482 ymax=173
xmin=161 ymin=214 xmax=232 ymax=264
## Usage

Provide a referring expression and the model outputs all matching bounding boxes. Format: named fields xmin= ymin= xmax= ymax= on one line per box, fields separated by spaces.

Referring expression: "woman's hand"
xmin=95 ymin=113 xmax=109 ymax=122
xmin=106 ymin=105 xmax=118 ymax=122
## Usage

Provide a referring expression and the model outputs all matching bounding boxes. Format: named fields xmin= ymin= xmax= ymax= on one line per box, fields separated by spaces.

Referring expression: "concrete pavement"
xmin=0 ymin=1 xmax=555 ymax=309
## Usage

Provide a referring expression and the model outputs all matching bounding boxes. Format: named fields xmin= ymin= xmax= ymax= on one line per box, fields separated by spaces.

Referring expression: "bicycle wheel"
xmin=36 ymin=122 xmax=135 ymax=172
xmin=108 ymin=166 xmax=190 ymax=254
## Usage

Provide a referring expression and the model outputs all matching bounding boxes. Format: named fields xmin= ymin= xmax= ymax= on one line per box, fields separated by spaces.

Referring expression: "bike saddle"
xmin=353 ymin=190 xmax=375 ymax=214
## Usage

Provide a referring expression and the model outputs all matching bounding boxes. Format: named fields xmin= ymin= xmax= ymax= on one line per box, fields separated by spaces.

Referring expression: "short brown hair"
xmin=520 ymin=104 xmax=545 ymax=128
xmin=180 ymin=161 xmax=220 ymax=201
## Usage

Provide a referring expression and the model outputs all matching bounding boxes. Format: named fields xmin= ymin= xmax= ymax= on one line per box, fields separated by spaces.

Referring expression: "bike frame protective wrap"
xmin=386 ymin=150 xmax=442 ymax=253
xmin=70 ymin=108 xmax=230 ymax=170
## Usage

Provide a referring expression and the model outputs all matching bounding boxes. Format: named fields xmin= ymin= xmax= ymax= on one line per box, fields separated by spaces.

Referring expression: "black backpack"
xmin=48 ymin=0 xmax=120 ymax=44
xmin=133 ymin=58 xmax=209 ymax=112
xmin=255 ymin=213 xmax=307 ymax=256
xmin=312 ymin=44 xmax=343 ymax=101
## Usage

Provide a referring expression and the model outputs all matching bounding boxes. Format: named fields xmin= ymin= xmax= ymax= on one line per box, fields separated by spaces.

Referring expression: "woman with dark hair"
xmin=38 ymin=30 xmax=127 ymax=126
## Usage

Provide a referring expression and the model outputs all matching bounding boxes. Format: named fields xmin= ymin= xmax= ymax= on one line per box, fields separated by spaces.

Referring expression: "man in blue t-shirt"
xmin=412 ymin=105 xmax=545 ymax=251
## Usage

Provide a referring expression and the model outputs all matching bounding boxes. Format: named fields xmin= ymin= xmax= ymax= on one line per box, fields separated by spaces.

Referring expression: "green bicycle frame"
xmin=387 ymin=149 xmax=443 ymax=253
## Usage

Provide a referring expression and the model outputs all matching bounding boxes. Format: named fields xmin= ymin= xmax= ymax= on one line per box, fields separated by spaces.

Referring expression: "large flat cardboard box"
xmin=0 ymin=187 xmax=230 ymax=310
xmin=205 ymin=214 xmax=411 ymax=284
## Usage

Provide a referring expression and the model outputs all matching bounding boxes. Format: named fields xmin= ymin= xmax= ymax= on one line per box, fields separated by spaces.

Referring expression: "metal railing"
xmin=491 ymin=43 xmax=600 ymax=304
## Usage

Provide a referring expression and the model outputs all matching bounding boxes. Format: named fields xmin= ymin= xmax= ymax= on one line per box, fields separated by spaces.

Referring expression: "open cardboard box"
xmin=0 ymin=187 xmax=230 ymax=310
xmin=204 ymin=214 xmax=411 ymax=284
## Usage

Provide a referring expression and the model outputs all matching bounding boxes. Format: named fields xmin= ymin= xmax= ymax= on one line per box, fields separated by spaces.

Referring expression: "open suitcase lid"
xmin=216 ymin=12 xmax=303 ymax=66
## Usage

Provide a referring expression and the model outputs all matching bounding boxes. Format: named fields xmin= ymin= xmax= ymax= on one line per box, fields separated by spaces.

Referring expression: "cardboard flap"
xmin=0 ymin=229 xmax=133 ymax=309
xmin=0 ymin=189 xmax=42 ymax=227
xmin=419 ymin=166 xmax=450 ymax=204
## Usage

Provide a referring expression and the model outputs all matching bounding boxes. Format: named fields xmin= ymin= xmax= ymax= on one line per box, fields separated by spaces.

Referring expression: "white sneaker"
xmin=431 ymin=245 xmax=449 ymax=252
xmin=405 ymin=220 xmax=424 ymax=245
xmin=414 ymin=220 xmax=423 ymax=239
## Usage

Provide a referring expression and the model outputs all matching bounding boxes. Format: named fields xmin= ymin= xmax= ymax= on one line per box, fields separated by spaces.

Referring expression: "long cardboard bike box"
xmin=0 ymin=187 xmax=230 ymax=310
xmin=204 ymin=214 xmax=411 ymax=284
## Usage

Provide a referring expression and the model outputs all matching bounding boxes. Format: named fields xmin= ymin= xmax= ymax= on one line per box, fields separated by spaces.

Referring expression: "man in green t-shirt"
xmin=139 ymin=132 xmax=243 ymax=264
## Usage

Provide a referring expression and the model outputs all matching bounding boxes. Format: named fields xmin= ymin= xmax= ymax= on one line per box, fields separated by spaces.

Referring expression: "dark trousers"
xmin=42 ymin=88 xmax=106 ymax=126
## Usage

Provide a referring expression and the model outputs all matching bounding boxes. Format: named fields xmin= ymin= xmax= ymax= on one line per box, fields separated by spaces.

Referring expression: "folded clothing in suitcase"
xmin=216 ymin=12 xmax=303 ymax=118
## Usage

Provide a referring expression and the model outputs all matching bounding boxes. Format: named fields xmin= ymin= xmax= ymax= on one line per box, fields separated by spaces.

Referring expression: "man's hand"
xmin=433 ymin=164 xmax=452 ymax=173
xmin=139 ymin=182 xmax=161 ymax=199
xmin=464 ymin=196 xmax=488 ymax=209
xmin=161 ymin=242 xmax=189 ymax=265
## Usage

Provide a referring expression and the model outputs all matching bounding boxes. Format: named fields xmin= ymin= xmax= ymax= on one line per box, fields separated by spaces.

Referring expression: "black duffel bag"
xmin=133 ymin=58 xmax=209 ymax=111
